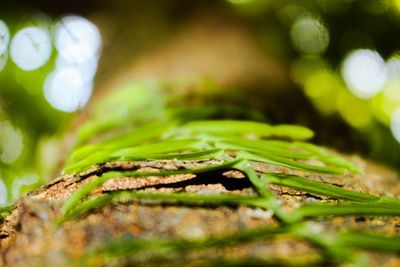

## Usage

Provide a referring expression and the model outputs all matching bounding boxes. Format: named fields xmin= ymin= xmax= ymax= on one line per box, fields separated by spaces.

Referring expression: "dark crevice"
xmin=0 ymin=233 xmax=9 ymax=239
xmin=132 ymin=170 xmax=252 ymax=192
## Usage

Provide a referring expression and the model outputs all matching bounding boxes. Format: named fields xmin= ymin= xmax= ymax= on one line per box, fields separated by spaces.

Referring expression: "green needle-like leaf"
xmin=60 ymin=190 xmax=271 ymax=223
xmin=180 ymin=120 xmax=314 ymax=140
xmin=296 ymin=202 xmax=400 ymax=218
xmin=237 ymin=151 xmax=348 ymax=175
xmin=262 ymin=174 xmax=379 ymax=202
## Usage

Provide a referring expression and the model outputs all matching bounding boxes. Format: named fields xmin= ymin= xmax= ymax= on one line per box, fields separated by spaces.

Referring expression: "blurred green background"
xmin=1 ymin=0 xmax=400 ymax=206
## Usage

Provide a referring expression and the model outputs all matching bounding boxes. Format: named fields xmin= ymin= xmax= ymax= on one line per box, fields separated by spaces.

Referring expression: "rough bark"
xmin=1 ymin=156 xmax=399 ymax=266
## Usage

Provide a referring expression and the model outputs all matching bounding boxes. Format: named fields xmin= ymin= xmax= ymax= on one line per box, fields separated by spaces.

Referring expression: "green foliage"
xmin=57 ymin=82 xmax=399 ymax=266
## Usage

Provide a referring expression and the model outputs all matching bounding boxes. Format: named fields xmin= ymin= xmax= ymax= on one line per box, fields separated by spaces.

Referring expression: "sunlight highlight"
xmin=10 ymin=27 xmax=52 ymax=71
xmin=44 ymin=68 xmax=93 ymax=112
xmin=55 ymin=55 xmax=98 ymax=82
xmin=0 ymin=176 xmax=7 ymax=206
xmin=55 ymin=15 xmax=101 ymax=63
xmin=390 ymin=108 xmax=400 ymax=143
xmin=0 ymin=51 xmax=7 ymax=72
xmin=394 ymin=0 xmax=400 ymax=13
xmin=43 ymin=15 xmax=101 ymax=113
xmin=0 ymin=20 xmax=10 ymax=55
xmin=384 ymin=56 xmax=400 ymax=102
xmin=341 ymin=49 xmax=387 ymax=99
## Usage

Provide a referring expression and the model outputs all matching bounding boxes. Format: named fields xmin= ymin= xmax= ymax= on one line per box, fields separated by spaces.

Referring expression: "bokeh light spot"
xmin=0 ymin=20 xmax=10 ymax=55
xmin=341 ymin=49 xmax=387 ymax=99
xmin=0 ymin=176 xmax=7 ymax=206
xmin=0 ymin=51 xmax=7 ymax=72
xmin=10 ymin=27 xmax=52 ymax=71
xmin=390 ymin=108 xmax=400 ymax=143
xmin=337 ymin=91 xmax=372 ymax=128
xmin=372 ymin=93 xmax=399 ymax=125
xmin=291 ymin=16 xmax=329 ymax=55
xmin=393 ymin=0 xmax=400 ymax=13
xmin=290 ymin=56 xmax=329 ymax=85
xmin=55 ymin=55 xmax=99 ymax=82
xmin=304 ymin=70 xmax=342 ymax=115
xmin=55 ymin=15 xmax=101 ymax=63
xmin=0 ymin=121 xmax=24 ymax=164
xmin=44 ymin=68 xmax=93 ymax=113
xmin=304 ymin=70 xmax=336 ymax=98
xmin=384 ymin=55 xmax=400 ymax=102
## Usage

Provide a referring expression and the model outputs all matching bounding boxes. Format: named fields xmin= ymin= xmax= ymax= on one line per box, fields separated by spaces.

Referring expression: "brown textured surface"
xmin=1 ymin=156 xmax=399 ymax=266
